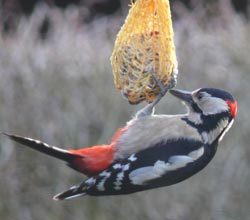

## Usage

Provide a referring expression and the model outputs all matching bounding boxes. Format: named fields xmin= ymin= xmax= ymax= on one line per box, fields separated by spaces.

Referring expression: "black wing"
xmin=83 ymin=138 xmax=214 ymax=196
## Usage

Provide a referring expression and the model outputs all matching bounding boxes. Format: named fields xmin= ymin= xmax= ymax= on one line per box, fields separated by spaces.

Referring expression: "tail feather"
xmin=53 ymin=184 xmax=87 ymax=200
xmin=2 ymin=132 xmax=115 ymax=176
xmin=2 ymin=132 xmax=76 ymax=164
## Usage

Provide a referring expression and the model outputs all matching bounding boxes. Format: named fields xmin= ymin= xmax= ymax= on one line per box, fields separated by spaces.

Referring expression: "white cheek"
xmin=188 ymin=112 xmax=203 ymax=124
xmin=202 ymin=119 xmax=230 ymax=144
xmin=198 ymin=97 xmax=229 ymax=115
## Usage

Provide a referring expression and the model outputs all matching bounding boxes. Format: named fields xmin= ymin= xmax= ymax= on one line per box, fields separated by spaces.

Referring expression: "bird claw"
xmin=151 ymin=72 xmax=168 ymax=97
xmin=135 ymin=103 xmax=156 ymax=118
xmin=151 ymin=71 xmax=177 ymax=96
xmin=136 ymin=72 xmax=177 ymax=119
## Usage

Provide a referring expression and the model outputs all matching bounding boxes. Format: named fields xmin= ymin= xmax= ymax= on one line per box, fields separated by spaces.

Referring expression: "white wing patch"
xmin=128 ymin=154 xmax=137 ymax=162
xmin=96 ymin=171 xmax=111 ymax=191
xmin=129 ymin=147 xmax=204 ymax=185
xmin=129 ymin=166 xmax=161 ymax=185
xmin=85 ymin=177 xmax=96 ymax=186
xmin=113 ymin=163 xmax=132 ymax=190
xmin=188 ymin=147 xmax=204 ymax=160
xmin=114 ymin=172 xmax=124 ymax=190
xmin=113 ymin=164 xmax=122 ymax=169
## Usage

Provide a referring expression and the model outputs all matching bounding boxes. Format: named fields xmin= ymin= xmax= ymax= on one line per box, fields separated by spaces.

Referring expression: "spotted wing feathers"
xmin=60 ymin=139 xmax=206 ymax=197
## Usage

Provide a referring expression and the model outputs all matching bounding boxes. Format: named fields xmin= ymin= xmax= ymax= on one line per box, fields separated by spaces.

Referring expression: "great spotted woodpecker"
xmin=3 ymin=88 xmax=237 ymax=200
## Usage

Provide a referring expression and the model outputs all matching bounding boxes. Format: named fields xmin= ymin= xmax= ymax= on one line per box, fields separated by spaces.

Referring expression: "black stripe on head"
xmin=198 ymin=88 xmax=235 ymax=102
xmin=182 ymin=112 xmax=229 ymax=133
xmin=190 ymin=102 xmax=203 ymax=114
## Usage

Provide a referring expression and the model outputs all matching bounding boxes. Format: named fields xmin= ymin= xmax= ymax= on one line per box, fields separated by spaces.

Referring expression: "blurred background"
xmin=0 ymin=0 xmax=250 ymax=219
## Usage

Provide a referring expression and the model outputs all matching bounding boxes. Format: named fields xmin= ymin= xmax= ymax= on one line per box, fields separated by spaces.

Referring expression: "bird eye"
xmin=197 ymin=93 xmax=203 ymax=100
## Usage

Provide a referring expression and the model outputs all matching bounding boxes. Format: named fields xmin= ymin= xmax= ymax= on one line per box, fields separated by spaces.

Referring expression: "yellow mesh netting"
xmin=111 ymin=0 xmax=178 ymax=104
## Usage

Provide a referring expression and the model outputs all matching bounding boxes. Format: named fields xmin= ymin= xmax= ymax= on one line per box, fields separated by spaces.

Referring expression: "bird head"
xmin=170 ymin=88 xmax=237 ymax=144
xmin=170 ymin=88 xmax=237 ymax=121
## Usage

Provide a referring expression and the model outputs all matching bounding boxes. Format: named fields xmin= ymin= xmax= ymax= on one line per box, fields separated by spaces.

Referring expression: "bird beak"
xmin=169 ymin=89 xmax=193 ymax=104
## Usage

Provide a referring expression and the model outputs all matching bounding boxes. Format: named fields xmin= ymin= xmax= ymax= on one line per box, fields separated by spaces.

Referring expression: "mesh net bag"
xmin=111 ymin=0 xmax=178 ymax=104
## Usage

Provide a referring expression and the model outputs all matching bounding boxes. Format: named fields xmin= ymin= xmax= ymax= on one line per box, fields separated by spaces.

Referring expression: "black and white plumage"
xmin=53 ymin=88 xmax=237 ymax=200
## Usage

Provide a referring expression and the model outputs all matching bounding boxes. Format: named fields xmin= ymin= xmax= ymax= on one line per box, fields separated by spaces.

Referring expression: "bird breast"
xmin=114 ymin=115 xmax=202 ymax=159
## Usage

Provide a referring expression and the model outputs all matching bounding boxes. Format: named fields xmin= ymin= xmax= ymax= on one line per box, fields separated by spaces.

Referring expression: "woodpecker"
xmin=3 ymin=88 xmax=237 ymax=200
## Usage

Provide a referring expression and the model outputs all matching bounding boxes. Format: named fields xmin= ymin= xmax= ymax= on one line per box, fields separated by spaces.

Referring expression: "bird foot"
xmin=136 ymin=72 xmax=177 ymax=118
xmin=151 ymin=71 xmax=177 ymax=97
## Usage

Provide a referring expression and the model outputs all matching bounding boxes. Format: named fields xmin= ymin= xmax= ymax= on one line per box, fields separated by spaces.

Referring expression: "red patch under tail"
xmin=69 ymin=145 xmax=114 ymax=176
xmin=69 ymin=126 xmax=128 ymax=176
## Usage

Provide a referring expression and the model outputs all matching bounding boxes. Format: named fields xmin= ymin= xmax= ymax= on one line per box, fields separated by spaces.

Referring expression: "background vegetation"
xmin=0 ymin=1 xmax=250 ymax=220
